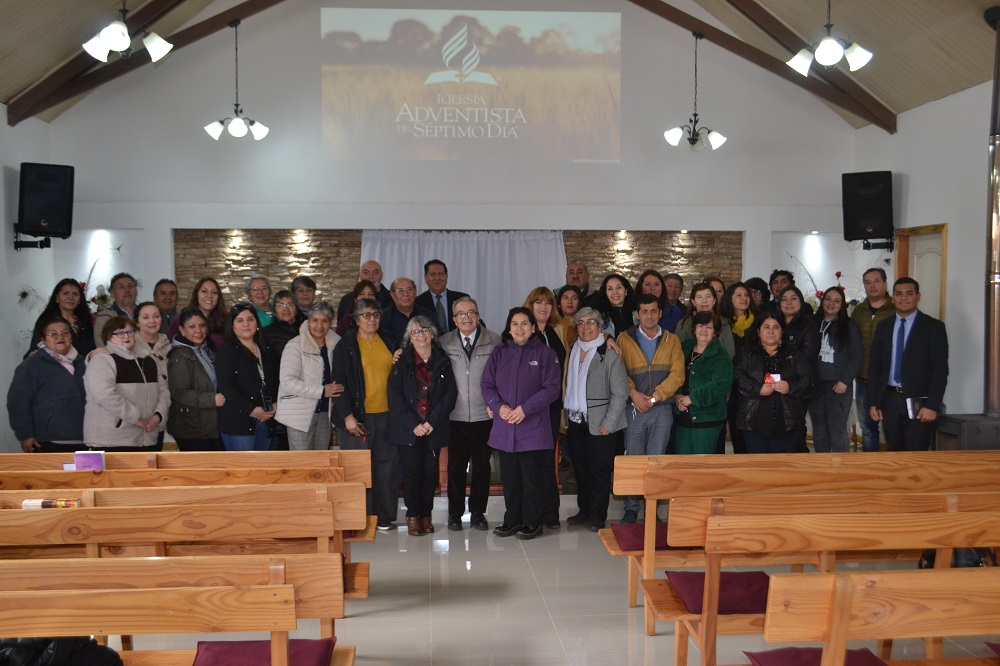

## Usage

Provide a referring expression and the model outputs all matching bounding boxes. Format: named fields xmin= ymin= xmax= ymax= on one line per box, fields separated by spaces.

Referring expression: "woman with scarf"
xmin=720 ymin=281 xmax=756 ymax=453
xmin=167 ymin=307 xmax=224 ymax=451
xmin=7 ymin=316 xmax=87 ymax=453
xmin=563 ymin=307 xmax=628 ymax=532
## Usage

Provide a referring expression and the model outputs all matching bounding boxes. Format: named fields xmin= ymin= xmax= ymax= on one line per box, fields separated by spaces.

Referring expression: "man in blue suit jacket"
xmin=414 ymin=259 xmax=469 ymax=333
xmin=867 ymin=277 xmax=949 ymax=451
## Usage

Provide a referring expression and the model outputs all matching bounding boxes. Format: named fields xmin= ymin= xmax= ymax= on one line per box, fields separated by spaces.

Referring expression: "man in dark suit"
xmin=867 ymin=277 xmax=949 ymax=451
xmin=414 ymin=259 xmax=469 ymax=333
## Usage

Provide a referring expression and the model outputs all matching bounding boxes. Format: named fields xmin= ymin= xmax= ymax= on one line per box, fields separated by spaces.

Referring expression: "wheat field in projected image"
xmin=321 ymin=65 xmax=621 ymax=162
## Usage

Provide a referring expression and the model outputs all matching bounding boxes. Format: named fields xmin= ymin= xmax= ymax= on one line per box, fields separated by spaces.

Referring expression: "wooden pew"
xmin=656 ymin=509 xmax=1000 ymax=666
xmin=763 ymin=568 xmax=1000 ymax=666
xmin=603 ymin=452 xmax=1000 ymax=608
xmin=0 ymin=466 xmax=344 ymax=489
xmin=0 ymin=555 xmax=356 ymax=666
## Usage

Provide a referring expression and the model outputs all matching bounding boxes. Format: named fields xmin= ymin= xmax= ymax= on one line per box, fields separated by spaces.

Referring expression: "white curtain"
xmin=361 ymin=230 xmax=566 ymax=332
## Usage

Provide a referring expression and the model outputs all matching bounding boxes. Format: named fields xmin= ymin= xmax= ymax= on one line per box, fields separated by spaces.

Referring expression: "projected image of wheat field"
xmin=322 ymin=65 xmax=620 ymax=162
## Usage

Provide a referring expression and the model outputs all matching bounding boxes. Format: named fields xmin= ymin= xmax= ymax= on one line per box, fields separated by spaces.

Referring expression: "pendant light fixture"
xmin=664 ymin=33 xmax=726 ymax=152
xmin=204 ymin=20 xmax=269 ymax=141
xmin=82 ymin=0 xmax=173 ymax=63
xmin=786 ymin=0 xmax=872 ymax=76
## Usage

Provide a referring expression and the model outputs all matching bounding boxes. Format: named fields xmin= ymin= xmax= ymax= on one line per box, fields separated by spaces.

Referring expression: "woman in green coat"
xmin=672 ymin=311 xmax=734 ymax=454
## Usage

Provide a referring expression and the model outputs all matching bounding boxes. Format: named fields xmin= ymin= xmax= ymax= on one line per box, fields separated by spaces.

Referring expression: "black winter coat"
xmin=386 ymin=343 xmax=457 ymax=451
xmin=734 ymin=340 xmax=813 ymax=433
xmin=215 ymin=338 xmax=278 ymax=435
xmin=330 ymin=329 xmax=397 ymax=429
xmin=0 ymin=638 xmax=122 ymax=666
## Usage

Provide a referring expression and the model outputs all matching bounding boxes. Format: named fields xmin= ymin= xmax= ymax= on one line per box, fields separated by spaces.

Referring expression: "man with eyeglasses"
xmin=439 ymin=297 xmax=502 ymax=531
xmin=414 ymin=259 xmax=469 ymax=333
xmin=380 ymin=277 xmax=435 ymax=346
xmin=94 ymin=272 xmax=139 ymax=347
xmin=337 ymin=260 xmax=394 ymax=321
xmin=614 ymin=293 xmax=685 ymax=525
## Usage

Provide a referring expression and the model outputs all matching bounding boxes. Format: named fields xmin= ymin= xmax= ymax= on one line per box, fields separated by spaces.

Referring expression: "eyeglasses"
xmin=249 ymin=286 xmax=270 ymax=293
xmin=45 ymin=330 xmax=71 ymax=339
xmin=454 ymin=311 xmax=479 ymax=320
xmin=409 ymin=327 xmax=431 ymax=337
xmin=112 ymin=330 xmax=136 ymax=339
xmin=576 ymin=319 xmax=600 ymax=328
xmin=357 ymin=312 xmax=382 ymax=320
xmin=274 ymin=302 xmax=296 ymax=309
xmin=393 ymin=287 xmax=416 ymax=295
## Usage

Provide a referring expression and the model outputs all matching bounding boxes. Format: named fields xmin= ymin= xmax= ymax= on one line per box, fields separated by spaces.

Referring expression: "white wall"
xmin=0 ymin=0 xmax=991 ymax=448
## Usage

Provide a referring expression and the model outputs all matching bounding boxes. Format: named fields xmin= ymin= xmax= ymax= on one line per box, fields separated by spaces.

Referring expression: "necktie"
xmin=892 ymin=317 xmax=905 ymax=386
xmin=464 ymin=336 xmax=473 ymax=357
xmin=436 ymin=295 xmax=448 ymax=331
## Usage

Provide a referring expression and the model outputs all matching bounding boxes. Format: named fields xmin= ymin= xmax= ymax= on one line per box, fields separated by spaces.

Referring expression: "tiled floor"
xmin=121 ymin=494 xmax=1000 ymax=665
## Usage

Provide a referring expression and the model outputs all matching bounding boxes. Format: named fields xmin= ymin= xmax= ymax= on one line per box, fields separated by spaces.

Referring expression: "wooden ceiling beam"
xmin=722 ymin=0 xmax=896 ymax=133
xmin=7 ymin=0 xmax=288 ymax=126
xmin=624 ymin=0 xmax=896 ymax=134
xmin=6 ymin=0 xmax=190 ymax=127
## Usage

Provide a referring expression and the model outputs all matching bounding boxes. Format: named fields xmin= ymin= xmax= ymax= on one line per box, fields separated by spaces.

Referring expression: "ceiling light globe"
xmin=249 ymin=121 xmax=269 ymax=140
xmin=844 ymin=42 xmax=873 ymax=71
xmin=204 ymin=121 xmax=225 ymax=140
xmin=786 ymin=49 xmax=813 ymax=77
xmin=707 ymin=130 xmax=727 ymax=150
xmin=143 ymin=33 xmax=173 ymax=62
xmin=664 ymin=127 xmax=684 ymax=147
xmin=228 ymin=117 xmax=248 ymax=138
xmin=100 ymin=20 xmax=131 ymax=52
xmin=814 ymin=36 xmax=844 ymax=67
xmin=83 ymin=35 xmax=110 ymax=62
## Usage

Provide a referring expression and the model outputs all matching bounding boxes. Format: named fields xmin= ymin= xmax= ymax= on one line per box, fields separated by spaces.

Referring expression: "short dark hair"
xmin=863 ymin=267 xmax=888 ymax=282
xmin=154 ymin=278 xmax=176 ymax=292
xmin=691 ymin=310 xmax=722 ymax=336
xmin=424 ymin=259 xmax=447 ymax=274
xmin=291 ymin=275 xmax=316 ymax=291
xmin=134 ymin=301 xmax=160 ymax=321
xmin=769 ymin=269 xmax=794 ymax=286
xmin=744 ymin=277 xmax=770 ymax=303
xmin=893 ymin=277 xmax=920 ymax=293
xmin=101 ymin=315 xmax=135 ymax=343
xmin=176 ymin=306 xmax=208 ymax=329
xmin=636 ymin=293 xmax=660 ymax=309
xmin=273 ymin=289 xmax=293 ymax=302
xmin=110 ymin=272 xmax=137 ymax=290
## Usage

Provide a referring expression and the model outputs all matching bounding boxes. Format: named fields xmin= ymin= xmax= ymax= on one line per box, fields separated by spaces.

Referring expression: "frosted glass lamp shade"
xmin=83 ymin=35 xmax=110 ymax=62
xmin=143 ymin=33 xmax=173 ymax=62
xmin=228 ymin=117 xmax=248 ymax=137
xmin=249 ymin=121 xmax=269 ymax=140
xmin=664 ymin=127 xmax=684 ymax=146
xmin=707 ymin=130 xmax=727 ymax=150
xmin=204 ymin=121 xmax=225 ymax=140
xmin=100 ymin=20 xmax=131 ymax=52
xmin=844 ymin=42 xmax=872 ymax=71
xmin=786 ymin=49 xmax=813 ymax=76
xmin=814 ymin=36 xmax=844 ymax=66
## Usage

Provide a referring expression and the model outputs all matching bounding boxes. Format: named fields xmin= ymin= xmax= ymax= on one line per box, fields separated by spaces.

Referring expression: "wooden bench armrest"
xmin=344 ymin=561 xmax=370 ymax=599
xmin=345 ymin=516 xmax=377 ymax=543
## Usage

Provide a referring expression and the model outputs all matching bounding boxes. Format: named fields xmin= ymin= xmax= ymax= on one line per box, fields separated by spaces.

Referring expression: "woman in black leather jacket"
xmin=776 ymin=285 xmax=820 ymax=451
xmin=734 ymin=314 xmax=813 ymax=453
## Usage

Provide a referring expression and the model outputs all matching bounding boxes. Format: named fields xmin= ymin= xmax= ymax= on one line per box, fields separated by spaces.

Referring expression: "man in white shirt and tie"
xmin=867 ymin=277 xmax=949 ymax=451
xmin=415 ymin=260 xmax=469 ymax=333
xmin=439 ymin=297 xmax=501 ymax=531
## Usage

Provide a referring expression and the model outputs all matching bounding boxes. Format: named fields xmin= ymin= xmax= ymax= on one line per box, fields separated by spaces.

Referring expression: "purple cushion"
xmin=986 ymin=642 xmax=1000 ymax=657
xmin=611 ymin=522 xmax=668 ymax=551
xmin=744 ymin=647 xmax=886 ymax=666
xmin=666 ymin=570 xmax=770 ymax=614
xmin=192 ymin=638 xmax=336 ymax=666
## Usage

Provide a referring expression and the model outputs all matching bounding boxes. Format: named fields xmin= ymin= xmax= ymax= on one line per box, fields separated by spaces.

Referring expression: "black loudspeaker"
xmin=16 ymin=163 xmax=75 ymax=239
xmin=842 ymin=171 xmax=893 ymax=241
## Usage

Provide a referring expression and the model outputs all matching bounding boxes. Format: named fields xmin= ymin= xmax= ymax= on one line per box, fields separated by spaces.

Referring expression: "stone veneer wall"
xmin=173 ymin=229 xmax=744 ymax=306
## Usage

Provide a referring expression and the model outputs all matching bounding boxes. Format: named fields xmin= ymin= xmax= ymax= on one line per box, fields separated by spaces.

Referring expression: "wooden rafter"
xmin=6 ymin=0 xmax=289 ymax=127
xmin=625 ymin=0 xmax=896 ymax=134
xmin=722 ymin=0 xmax=896 ymax=133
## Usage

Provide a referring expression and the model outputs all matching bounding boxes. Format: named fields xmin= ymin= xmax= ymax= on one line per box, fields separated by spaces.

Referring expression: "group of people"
xmin=7 ymin=256 xmax=948 ymax=537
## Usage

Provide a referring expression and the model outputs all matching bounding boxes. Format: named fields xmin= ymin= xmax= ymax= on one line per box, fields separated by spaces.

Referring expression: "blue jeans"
xmin=622 ymin=405 xmax=673 ymax=514
xmin=221 ymin=420 xmax=276 ymax=451
xmin=854 ymin=381 xmax=880 ymax=452
xmin=744 ymin=429 xmax=800 ymax=454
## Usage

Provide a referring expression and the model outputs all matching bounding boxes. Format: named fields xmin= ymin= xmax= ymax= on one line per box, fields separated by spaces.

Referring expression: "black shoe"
xmin=545 ymin=520 xmax=561 ymax=529
xmin=567 ymin=512 xmax=590 ymax=526
xmin=514 ymin=524 xmax=543 ymax=540
xmin=448 ymin=516 xmax=463 ymax=531
xmin=590 ymin=521 xmax=605 ymax=532
xmin=493 ymin=523 xmax=522 ymax=537
xmin=470 ymin=513 xmax=488 ymax=531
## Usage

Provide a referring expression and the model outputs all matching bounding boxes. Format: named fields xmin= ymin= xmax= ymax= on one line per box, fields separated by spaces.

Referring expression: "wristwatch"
xmin=649 ymin=396 xmax=656 ymax=404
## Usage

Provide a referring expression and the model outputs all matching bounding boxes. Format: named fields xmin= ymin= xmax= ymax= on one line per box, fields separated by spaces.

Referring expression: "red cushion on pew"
xmin=666 ymin=570 xmax=770 ymax=614
xmin=192 ymin=638 xmax=336 ymax=666
xmin=744 ymin=647 xmax=886 ymax=666
xmin=611 ymin=521 xmax=668 ymax=551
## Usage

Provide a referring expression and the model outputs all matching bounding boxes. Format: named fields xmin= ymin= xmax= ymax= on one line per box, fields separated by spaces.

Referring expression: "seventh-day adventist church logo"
xmin=424 ymin=24 xmax=498 ymax=86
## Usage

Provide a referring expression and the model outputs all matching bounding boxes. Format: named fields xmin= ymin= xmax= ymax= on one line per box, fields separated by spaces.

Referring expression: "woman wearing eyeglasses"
xmin=331 ymin=298 xmax=400 ymax=530
xmin=7 ymin=316 xmax=87 ymax=453
xmin=83 ymin=316 xmax=170 ymax=450
xmin=386 ymin=316 xmax=457 ymax=535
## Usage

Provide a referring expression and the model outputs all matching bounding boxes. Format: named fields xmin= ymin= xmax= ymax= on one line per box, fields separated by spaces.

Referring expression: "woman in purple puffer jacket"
xmin=481 ymin=307 xmax=561 ymax=541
